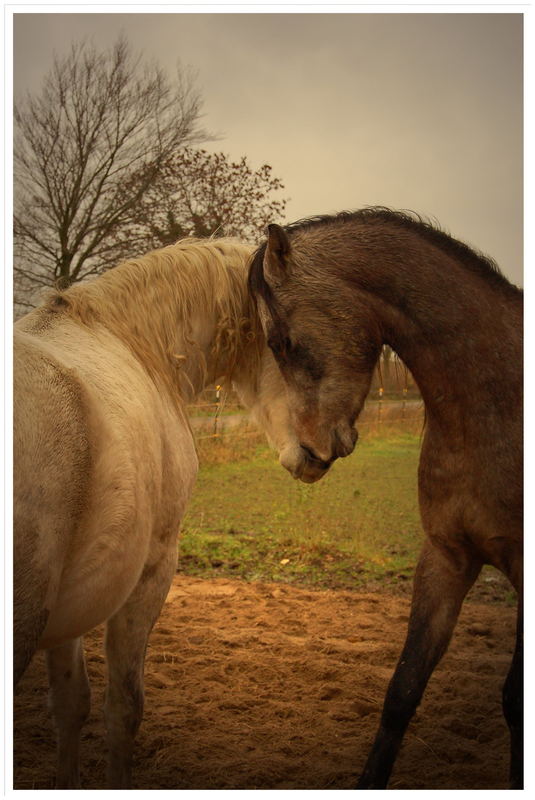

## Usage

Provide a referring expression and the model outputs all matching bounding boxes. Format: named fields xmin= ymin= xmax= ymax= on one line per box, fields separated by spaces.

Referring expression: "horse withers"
xmin=248 ymin=209 xmax=523 ymax=789
xmin=14 ymin=237 xmax=305 ymax=789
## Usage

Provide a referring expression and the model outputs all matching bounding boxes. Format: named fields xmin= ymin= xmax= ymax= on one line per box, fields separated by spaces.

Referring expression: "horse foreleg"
xmin=46 ymin=637 xmax=91 ymax=789
xmin=104 ymin=550 xmax=177 ymax=788
xmin=503 ymin=596 xmax=523 ymax=789
xmin=357 ymin=539 xmax=481 ymax=789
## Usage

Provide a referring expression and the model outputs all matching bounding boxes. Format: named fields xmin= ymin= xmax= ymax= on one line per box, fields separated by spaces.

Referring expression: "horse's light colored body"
xmin=16 ymin=319 xmax=194 ymax=644
xmin=14 ymin=238 xmax=299 ymax=788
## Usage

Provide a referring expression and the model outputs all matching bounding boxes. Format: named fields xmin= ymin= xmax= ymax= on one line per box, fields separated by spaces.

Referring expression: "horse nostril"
xmin=334 ymin=426 xmax=358 ymax=458
xmin=299 ymin=444 xmax=333 ymax=470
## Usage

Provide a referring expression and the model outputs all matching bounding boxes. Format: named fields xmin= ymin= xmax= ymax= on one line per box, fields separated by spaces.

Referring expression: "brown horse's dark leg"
xmin=503 ymin=597 xmax=523 ymax=789
xmin=357 ymin=540 xmax=481 ymax=789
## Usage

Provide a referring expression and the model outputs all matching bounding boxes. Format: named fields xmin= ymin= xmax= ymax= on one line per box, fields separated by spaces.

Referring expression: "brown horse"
xmin=14 ymin=237 xmax=308 ymax=789
xmin=248 ymin=209 xmax=523 ymax=789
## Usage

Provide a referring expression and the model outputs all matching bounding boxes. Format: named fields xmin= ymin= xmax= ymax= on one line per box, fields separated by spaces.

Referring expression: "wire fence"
xmin=188 ymin=398 xmax=425 ymax=443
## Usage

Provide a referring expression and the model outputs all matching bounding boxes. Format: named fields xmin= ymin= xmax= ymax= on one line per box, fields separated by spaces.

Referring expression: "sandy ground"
xmin=13 ymin=575 xmax=515 ymax=790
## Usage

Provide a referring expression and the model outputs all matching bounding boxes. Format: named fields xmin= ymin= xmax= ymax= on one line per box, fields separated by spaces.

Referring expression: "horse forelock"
xmin=46 ymin=238 xmax=263 ymax=401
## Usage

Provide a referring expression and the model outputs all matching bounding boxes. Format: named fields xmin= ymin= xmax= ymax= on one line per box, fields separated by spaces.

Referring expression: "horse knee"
xmin=45 ymin=641 xmax=91 ymax=789
xmin=105 ymin=671 xmax=144 ymax=738
xmin=381 ymin=674 xmax=422 ymax=732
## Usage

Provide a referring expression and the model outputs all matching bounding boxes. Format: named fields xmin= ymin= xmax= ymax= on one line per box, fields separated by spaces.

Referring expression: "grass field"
xmin=179 ymin=425 xmax=513 ymax=603
xmin=180 ymin=429 xmax=423 ymax=590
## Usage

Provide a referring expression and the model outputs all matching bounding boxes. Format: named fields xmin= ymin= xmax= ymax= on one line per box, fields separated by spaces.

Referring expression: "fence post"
xmin=213 ymin=385 xmax=221 ymax=436
xmin=378 ymin=386 xmax=383 ymax=425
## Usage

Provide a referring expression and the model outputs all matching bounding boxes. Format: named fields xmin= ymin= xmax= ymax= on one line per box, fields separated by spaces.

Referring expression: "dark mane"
xmin=249 ymin=207 xmax=521 ymax=298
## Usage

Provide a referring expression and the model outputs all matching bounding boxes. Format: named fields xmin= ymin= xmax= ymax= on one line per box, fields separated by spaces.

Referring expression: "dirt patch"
xmin=14 ymin=575 xmax=515 ymax=790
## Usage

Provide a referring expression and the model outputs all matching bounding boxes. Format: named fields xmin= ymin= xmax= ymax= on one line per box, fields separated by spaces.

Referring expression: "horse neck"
xmin=60 ymin=244 xmax=257 ymax=403
xmin=329 ymin=227 xmax=522 ymax=432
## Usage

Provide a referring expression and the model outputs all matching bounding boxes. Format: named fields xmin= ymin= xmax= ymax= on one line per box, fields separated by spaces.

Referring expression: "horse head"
xmin=231 ymin=346 xmax=333 ymax=484
xmin=248 ymin=223 xmax=382 ymax=479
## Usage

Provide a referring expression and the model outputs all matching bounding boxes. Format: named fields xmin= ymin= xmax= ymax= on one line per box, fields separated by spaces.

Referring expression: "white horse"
xmin=13 ymin=238 xmax=308 ymax=789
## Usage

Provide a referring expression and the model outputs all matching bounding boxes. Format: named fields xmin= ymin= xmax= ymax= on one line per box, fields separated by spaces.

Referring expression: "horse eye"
xmin=267 ymin=335 xmax=292 ymax=359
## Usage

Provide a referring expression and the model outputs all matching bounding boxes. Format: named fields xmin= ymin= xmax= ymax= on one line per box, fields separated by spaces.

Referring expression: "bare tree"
xmin=131 ymin=148 xmax=287 ymax=249
xmin=14 ymin=37 xmax=208 ymax=307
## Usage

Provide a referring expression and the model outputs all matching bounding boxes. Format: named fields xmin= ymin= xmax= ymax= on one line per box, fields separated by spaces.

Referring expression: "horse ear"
xmin=263 ymin=223 xmax=291 ymax=286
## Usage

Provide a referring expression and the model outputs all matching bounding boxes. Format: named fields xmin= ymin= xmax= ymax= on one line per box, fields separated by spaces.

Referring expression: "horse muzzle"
xmin=279 ymin=443 xmax=332 ymax=484
xmin=278 ymin=422 xmax=358 ymax=484
xmin=300 ymin=422 xmax=358 ymax=465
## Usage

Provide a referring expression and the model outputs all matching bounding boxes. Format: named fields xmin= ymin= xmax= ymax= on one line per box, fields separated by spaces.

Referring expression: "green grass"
xmin=179 ymin=432 xmax=424 ymax=592
xmin=179 ymin=429 xmax=513 ymax=603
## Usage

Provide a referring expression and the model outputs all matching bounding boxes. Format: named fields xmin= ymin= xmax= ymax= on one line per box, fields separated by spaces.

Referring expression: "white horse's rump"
xmin=14 ymin=238 xmax=297 ymax=788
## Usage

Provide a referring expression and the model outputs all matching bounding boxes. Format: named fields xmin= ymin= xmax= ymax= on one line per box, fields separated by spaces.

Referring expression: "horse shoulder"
xmin=417 ymin=420 xmax=522 ymax=584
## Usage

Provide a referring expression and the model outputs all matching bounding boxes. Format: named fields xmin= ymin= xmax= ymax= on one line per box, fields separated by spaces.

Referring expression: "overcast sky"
xmin=12 ymin=11 xmax=523 ymax=286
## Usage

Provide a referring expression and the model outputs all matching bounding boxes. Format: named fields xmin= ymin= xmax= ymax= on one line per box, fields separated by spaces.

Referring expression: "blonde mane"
xmin=46 ymin=238 xmax=263 ymax=402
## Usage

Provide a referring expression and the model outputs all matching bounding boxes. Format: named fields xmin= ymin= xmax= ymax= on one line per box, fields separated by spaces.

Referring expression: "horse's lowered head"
xmin=231 ymin=345 xmax=332 ymax=484
xmin=248 ymin=223 xmax=382 ymax=481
